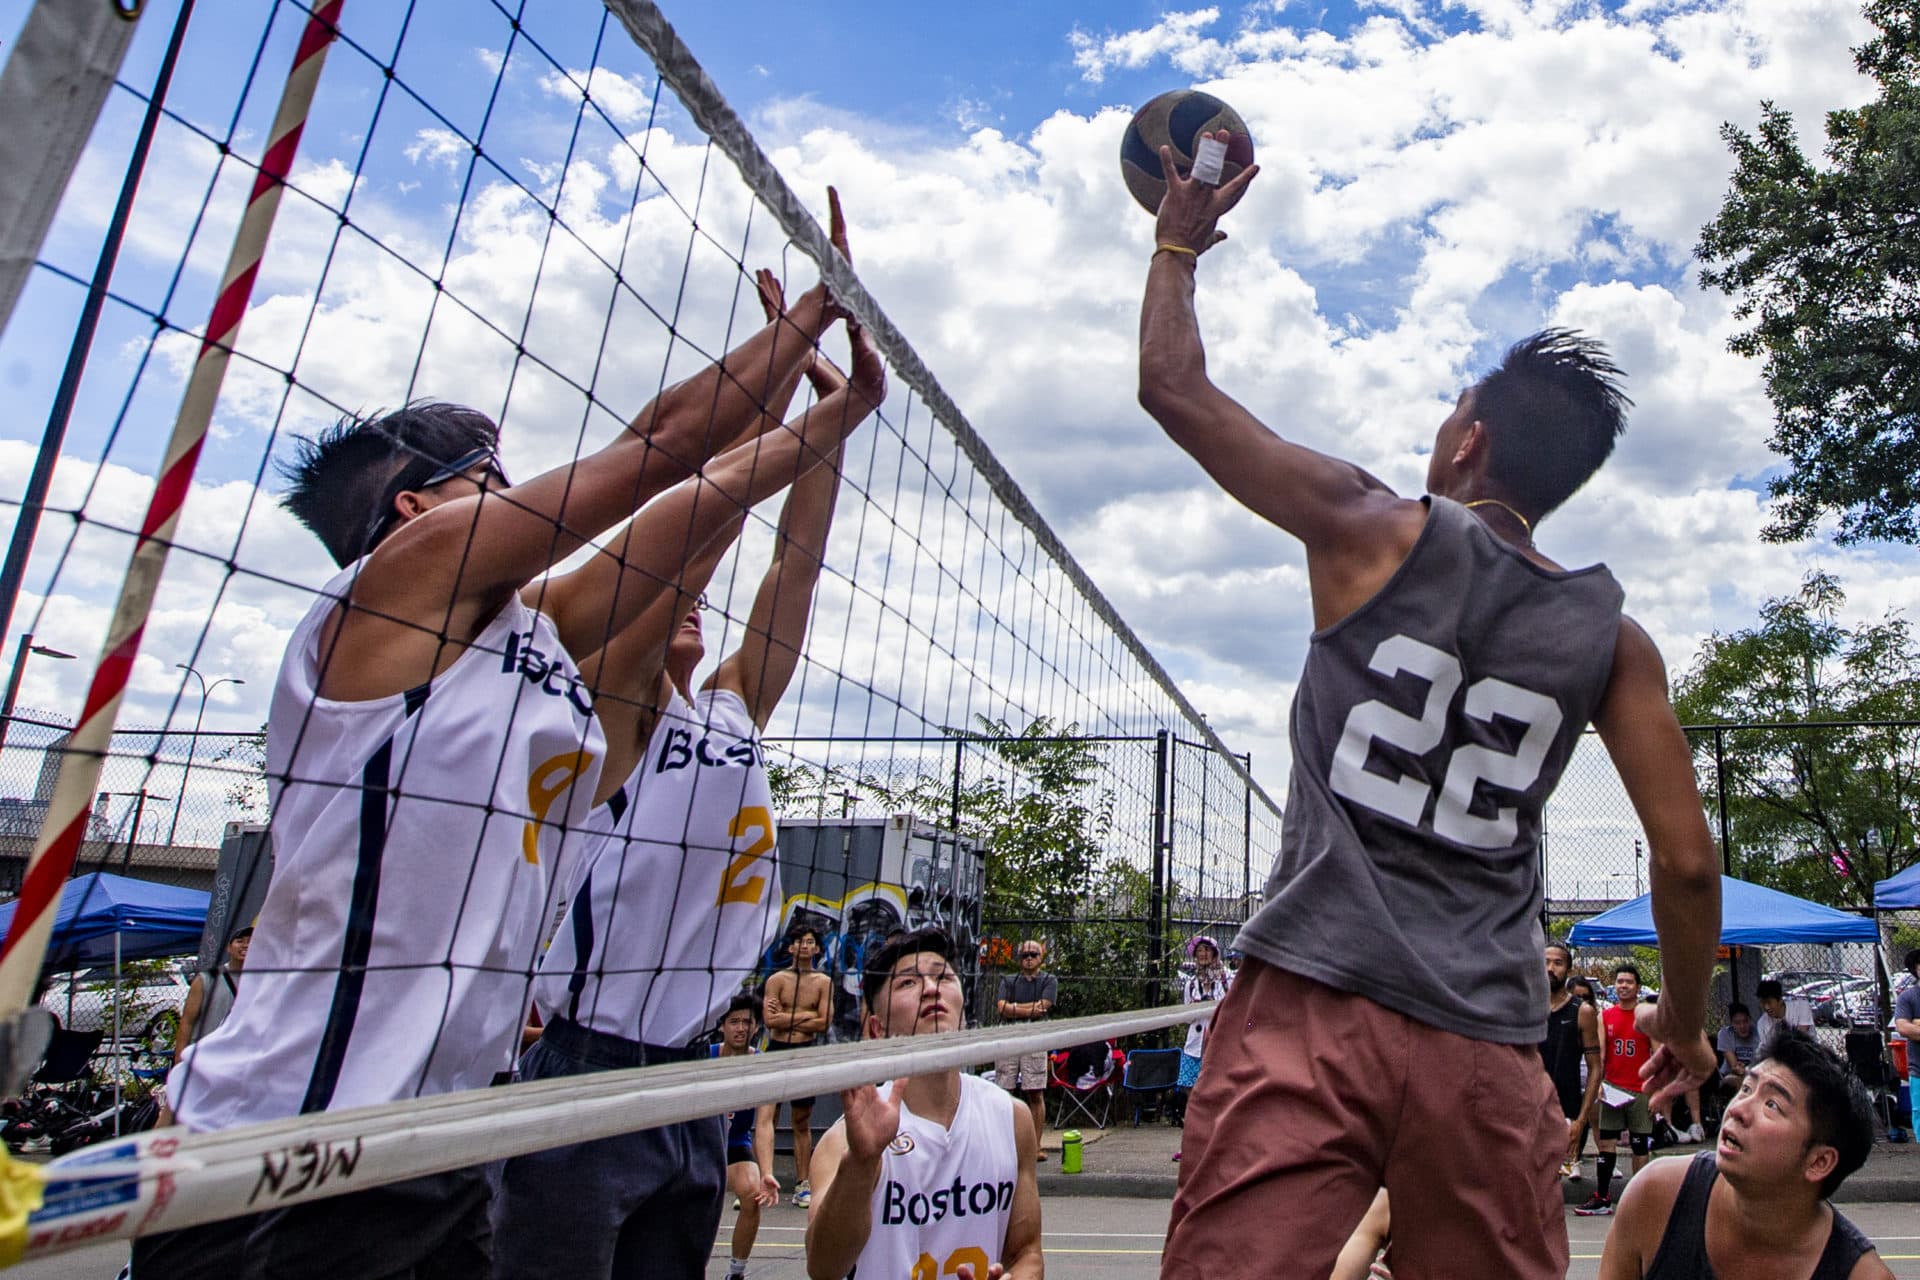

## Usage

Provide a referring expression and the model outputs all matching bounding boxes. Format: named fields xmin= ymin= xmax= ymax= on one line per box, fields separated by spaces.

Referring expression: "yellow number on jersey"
xmin=522 ymin=750 xmax=595 ymax=864
xmin=910 ymin=1247 xmax=993 ymax=1279
xmin=718 ymin=805 xmax=774 ymax=906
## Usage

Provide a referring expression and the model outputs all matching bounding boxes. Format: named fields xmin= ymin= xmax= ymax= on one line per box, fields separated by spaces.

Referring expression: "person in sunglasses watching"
xmin=144 ymin=198 xmax=872 ymax=1280
xmin=996 ymin=939 xmax=1058 ymax=1161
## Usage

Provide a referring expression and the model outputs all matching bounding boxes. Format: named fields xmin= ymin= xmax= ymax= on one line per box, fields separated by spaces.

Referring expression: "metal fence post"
xmin=1715 ymin=726 xmax=1737 ymax=994
xmin=1149 ymin=729 xmax=1170 ymax=1010
xmin=1242 ymin=752 xmax=1253 ymax=913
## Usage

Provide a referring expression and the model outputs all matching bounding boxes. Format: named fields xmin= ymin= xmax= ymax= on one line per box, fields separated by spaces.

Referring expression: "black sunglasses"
xmin=1018 ymin=950 xmax=1041 ymax=959
xmin=361 ymin=446 xmax=510 ymax=558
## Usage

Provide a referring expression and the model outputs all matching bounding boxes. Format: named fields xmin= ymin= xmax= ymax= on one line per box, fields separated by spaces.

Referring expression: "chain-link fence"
xmin=768 ymin=727 xmax=1278 ymax=1023
xmin=0 ymin=713 xmax=264 ymax=898
xmin=1545 ymin=718 xmax=1919 ymax=1037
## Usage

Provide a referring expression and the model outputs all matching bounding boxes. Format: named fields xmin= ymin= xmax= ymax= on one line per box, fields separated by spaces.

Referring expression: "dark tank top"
xmin=1539 ymin=994 xmax=1585 ymax=1100
xmin=1647 ymin=1152 xmax=1874 ymax=1280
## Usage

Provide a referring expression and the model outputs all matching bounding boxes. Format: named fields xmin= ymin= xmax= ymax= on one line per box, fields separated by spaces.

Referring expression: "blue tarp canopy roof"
xmin=0 ymin=872 xmax=208 ymax=973
xmin=1876 ymin=861 xmax=1920 ymax=910
xmin=1568 ymin=875 xmax=1877 ymax=947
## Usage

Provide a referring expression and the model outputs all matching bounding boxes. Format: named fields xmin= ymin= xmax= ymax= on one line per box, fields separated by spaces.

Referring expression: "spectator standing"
xmin=765 ymin=924 xmax=836 ymax=1207
xmin=157 ymin=927 xmax=253 ymax=1129
xmin=1541 ymin=944 xmax=1602 ymax=1180
xmin=1896 ymin=950 xmax=1920 ymax=1139
xmin=714 ymin=995 xmax=778 ymax=1280
xmin=1175 ymin=937 xmax=1232 ymax=1124
xmin=995 ymin=939 xmax=1057 ymax=1162
xmin=1579 ymin=964 xmax=1658 ymax=1216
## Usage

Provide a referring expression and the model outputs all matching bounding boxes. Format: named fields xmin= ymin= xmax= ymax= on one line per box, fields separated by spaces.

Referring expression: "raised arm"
xmin=575 ymin=322 xmax=883 ymax=786
xmin=807 ymin=1083 xmax=904 ymax=1280
xmin=708 ymin=261 xmax=857 ymax=726
xmin=1591 ymin=617 xmax=1721 ymax=1109
xmin=318 ymin=284 xmax=838 ymax=703
xmin=536 ymin=193 xmax=860 ymax=663
xmin=993 ymin=1100 xmax=1045 ymax=1280
xmin=1138 ymin=135 xmax=1420 ymax=625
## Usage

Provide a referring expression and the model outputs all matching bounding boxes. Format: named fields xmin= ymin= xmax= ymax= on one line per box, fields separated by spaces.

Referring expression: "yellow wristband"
xmin=1155 ymin=243 xmax=1198 ymax=258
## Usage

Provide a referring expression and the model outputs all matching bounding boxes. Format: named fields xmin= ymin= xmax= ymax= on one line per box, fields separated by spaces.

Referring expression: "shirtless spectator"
xmin=765 ymin=923 xmax=834 ymax=1206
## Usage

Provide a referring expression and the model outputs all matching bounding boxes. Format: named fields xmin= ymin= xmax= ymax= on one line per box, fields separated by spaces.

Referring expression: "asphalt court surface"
xmin=14 ymin=1197 xmax=1920 ymax=1276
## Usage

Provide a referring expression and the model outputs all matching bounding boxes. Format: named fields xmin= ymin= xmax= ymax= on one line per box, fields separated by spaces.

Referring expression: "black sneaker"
xmin=1573 ymin=1193 xmax=1614 ymax=1216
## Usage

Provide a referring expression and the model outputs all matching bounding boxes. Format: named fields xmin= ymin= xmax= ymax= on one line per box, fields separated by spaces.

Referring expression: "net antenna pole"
xmin=0 ymin=0 xmax=143 ymax=335
xmin=0 ymin=0 xmax=347 ymax=1086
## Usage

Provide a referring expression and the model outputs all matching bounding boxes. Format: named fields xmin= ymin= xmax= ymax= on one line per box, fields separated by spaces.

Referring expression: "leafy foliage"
xmin=1673 ymin=570 xmax=1920 ymax=906
xmin=1696 ymin=0 xmax=1920 ymax=544
xmin=773 ymin=717 xmax=1155 ymax=1014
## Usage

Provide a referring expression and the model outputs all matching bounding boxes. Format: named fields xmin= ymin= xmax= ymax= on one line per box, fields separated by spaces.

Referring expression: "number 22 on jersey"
xmin=1328 ymin=634 xmax=1563 ymax=849
xmin=717 ymin=805 xmax=774 ymax=906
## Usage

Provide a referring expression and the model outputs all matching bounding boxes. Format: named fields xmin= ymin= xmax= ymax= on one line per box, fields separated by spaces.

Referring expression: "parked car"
xmin=36 ymin=965 xmax=191 ymax=1053
xmin=1811 ymin=977 xmax=1880 ymax=1027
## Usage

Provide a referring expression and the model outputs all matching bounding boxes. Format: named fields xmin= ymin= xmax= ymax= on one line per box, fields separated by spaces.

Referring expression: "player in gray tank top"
xmin=1599 ymin=1027 xmax=1890 ymax=1279
xmin=1139 ymin=140 xmax=1723 ymax=1280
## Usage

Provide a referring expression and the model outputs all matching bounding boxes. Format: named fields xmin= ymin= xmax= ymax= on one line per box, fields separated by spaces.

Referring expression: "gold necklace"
xmin=1464 ymin=498 xmax=1533 ymax=543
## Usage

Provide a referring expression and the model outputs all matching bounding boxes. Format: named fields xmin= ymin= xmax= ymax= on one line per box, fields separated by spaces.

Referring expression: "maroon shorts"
xmin=1162 ymin=960 xmax=1567 ymax=1280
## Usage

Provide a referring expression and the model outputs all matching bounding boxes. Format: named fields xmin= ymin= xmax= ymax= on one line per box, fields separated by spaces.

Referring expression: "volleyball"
xmin=1120 ymin=90 xmax=1256 ymax=214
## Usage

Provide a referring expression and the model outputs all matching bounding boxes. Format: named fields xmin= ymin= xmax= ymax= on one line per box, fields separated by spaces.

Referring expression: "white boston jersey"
xmin=170 ymin=562 xmax=604 ymax=1130
xmin=533 ymin=686 xmax=779 ymax=1046
xmin=851 ymin=1072 xmax=1022 ymax=1280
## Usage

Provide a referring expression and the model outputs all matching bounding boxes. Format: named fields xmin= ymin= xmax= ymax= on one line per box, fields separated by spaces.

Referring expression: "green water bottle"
xmin=1060 ymin=1129 xmax=1083 ymax=1174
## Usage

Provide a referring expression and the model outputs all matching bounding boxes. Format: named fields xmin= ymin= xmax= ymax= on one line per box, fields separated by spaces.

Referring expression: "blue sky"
xmin=0 ymin=0 xmax=1908 ymax=887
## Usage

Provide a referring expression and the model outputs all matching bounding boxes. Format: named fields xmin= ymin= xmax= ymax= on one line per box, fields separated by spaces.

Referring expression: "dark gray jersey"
xmin=1235 ymin=497 xmax=1624 ymax=1044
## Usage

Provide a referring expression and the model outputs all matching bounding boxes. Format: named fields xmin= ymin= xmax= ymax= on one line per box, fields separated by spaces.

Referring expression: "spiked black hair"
xmin=1472 ymin=329 xmax=1631 ymax=520
xmin=279 ymin=401 xmax=499 ymax=566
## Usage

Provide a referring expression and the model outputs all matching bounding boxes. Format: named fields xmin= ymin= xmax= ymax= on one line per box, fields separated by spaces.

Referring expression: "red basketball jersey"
xmin=1602 ymin=1003 xmax=1653 ymax=1094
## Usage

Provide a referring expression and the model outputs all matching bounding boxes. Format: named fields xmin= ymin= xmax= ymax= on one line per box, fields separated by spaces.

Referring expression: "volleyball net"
xmin=0 ymin=0 xmax=1278 ymax=1258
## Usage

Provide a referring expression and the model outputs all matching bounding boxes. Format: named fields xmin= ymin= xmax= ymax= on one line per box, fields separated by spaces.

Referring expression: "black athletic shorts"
xmin=763 ymin=1034 xmax=817 ymax=1108
xmin=1556 ymin=1077 xmax=1585 ymax=1122
xmin=128 ymin=1166 xmax=491 ymax=1280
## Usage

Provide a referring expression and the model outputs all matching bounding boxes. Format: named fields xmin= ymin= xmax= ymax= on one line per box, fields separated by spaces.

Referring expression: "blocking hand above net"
xmin=298 ymin=189 xmax=869 ymax=708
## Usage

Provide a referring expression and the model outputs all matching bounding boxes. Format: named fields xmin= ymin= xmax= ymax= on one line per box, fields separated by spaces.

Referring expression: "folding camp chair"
xmin=1843 ymin=1030 xmax=1901 ymax=1135
xmin=1049 ymin=1040 xmax=1122 ymax=1130
xmin=1121 ymin=1046 xmax=1183 ymax=1126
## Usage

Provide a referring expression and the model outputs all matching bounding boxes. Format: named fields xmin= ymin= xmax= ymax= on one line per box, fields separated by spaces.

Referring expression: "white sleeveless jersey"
xmin=850 ymin=1072 xmax=1021 ymax=1280
xmin=169 ymin=562 xmax=604 ymax=1130
xmin=533 ymin=686 xmax=780 ymax=1046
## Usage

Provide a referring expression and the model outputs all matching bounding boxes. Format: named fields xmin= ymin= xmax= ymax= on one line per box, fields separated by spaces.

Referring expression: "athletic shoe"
xmin=1573 ymin=1194 xmax=1614 ymax=1217
xmin=1687 ymin=1123 xmax=1705 ymax=1143
xmin=792 ymin=1180 xmax=813 ymax=1208
xmin=1560 ymin=1158 xmax=1583 ymax=1180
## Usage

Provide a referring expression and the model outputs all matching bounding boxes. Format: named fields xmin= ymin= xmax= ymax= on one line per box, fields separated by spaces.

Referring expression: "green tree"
xmin=1696 ymin=0 xmax=1920 ymax=544
xmin=1672 ymin=570 xmax=1920 ymax=905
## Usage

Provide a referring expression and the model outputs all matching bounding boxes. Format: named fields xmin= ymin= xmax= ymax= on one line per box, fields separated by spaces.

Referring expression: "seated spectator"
xmin=1716 ymin=1003 xmax=1761 ymax=1089
xmin=1598 ymin=1027 xmax=1892 ymax=1279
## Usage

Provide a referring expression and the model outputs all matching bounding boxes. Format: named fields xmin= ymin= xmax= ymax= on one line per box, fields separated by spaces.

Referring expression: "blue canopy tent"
xmin=1874 ymin=862 xmax=1920 ymax=910
xmin=0 ymin=872 xmax=209 ymax=972
xmin=1569 ymin=875 xmax=1878 ymax=946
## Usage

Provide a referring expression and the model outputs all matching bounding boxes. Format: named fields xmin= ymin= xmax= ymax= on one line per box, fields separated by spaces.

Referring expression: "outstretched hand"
xmin=1635 ymin=1000 xmax=1717 ymax=1115
xmin=953 ymin=1264 xmax=1007 ymax=1280
xmin=841 ymin=1079 xmax=906 ymax=1163
xmin=759 ymin=267 xmax=849 ymax=396
xmin=1154 ymin=130 xmax=1258 ymax=256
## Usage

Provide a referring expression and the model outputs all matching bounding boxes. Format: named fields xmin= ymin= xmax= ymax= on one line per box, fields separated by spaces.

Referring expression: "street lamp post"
xmin=107 ymin=790 xmax=172 ymax=873
xmin=0 ymin=632 xmax=76 ymax=754
xmin=167 ymin=664 xmax=244 ymax=847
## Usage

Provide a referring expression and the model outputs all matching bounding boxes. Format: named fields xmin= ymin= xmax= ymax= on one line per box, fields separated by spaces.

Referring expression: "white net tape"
xmin=23 ymin=1002 xmax=1208 ymax=1259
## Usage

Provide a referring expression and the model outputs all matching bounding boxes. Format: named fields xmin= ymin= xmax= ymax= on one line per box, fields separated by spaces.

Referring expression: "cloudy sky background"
xmin=0 ymin=0 xmax=1908 ymax=897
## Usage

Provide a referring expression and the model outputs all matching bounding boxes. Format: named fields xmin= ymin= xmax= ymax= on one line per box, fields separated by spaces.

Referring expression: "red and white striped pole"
xmin=0 ymin=1 xmax=345 ymax=1014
